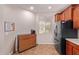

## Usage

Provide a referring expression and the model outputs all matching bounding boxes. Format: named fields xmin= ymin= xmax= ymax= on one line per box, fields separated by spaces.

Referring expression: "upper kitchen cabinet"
xmin=64 ymin=6 xmax=73 ymax=21
xmin=73 ymin=5 xmax=79 ymax=29
xmin=55 ymin=5 xmax=73 ymax=21
xmin=60 ymin=12 xmax=64 ymax=21
xmin=55 ymin=13 xmax=61 ymax=22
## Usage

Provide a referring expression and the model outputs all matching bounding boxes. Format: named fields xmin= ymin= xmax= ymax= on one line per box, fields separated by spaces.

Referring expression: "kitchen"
xmin=0 ymin=4 xmax=79 ymax=55
xmin=55 ymin=4 xmax=79 ymax=55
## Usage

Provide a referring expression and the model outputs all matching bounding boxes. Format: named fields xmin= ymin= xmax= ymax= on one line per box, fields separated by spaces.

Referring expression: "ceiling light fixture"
xmin=30 ymin=6 xmax=34 ymax=10
xmin=48 ymin=6 xmax=52 ymax=10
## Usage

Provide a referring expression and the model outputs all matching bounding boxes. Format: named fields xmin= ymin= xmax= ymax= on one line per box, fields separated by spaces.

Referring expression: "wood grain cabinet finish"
xmin=55 ymin=4 xmax=79 ymax=29
xmin=55 ymin=13 xmax=61 ymax=22
xmin=66 ymin=41 xmax=73 ymax=55
xmin=55 ymin=6 xmax=73 ymax=22
xmin=17 ymin=34 xmax=36 ymax=53
xmin=66 ymin=40 xmax=79 ymax=55
xmin=72 ymin=42 xmax=79 ymax=55
xmin=55 ymin=14 xmax=58 ymax=22
xmin=73 ymin=48 xmax=79 ymax=55
xmin=60 ymin=12 xmax=65 ymax=21
xmin=73 ymin=5 xmax=79 ymax=29
xmin=64 ymin=6 xmax=73 ymax=21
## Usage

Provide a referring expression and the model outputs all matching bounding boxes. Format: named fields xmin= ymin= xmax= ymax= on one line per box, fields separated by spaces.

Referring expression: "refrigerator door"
xmin=56 ymin=21 xmax=61 ymax=41
xmin=54 ymin=21 xmax=61 ymax=54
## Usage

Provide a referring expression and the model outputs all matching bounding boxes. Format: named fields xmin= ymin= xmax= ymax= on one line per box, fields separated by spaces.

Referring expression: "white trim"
xmin=9 ymin=51 xmax=13 ymax=55
xmin=37 ymin=43 xmax=55 ymax=44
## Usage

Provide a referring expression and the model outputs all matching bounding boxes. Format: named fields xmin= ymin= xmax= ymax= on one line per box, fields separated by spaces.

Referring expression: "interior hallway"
xmin=15 ymin=44 xmax=59 ymax=55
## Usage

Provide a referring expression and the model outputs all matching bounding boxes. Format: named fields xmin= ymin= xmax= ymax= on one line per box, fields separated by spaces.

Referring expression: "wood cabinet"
xmin=55 ymin=4 xmax=79 ymax=29
xmin=66 ymin=40 xmax=79 ymax=55
xmin=64 ymin=6 xmax=73 ymax=21
xmin=55 ymin=13 xmax=61 ymax=22
xmin=55 ymin=6 xmax=73 ymax=22
xmin=66 ymin=40 xmax=73 ymax=55
xmin=17 ymin=34 xmax=36 ymax=53
xmin=60 ymin=12 xmax=64 ymax=21
xmin=73 ymin=5 xmax=79 ymax=29
xmin=73 ymin=48 xmax=79 ymax=55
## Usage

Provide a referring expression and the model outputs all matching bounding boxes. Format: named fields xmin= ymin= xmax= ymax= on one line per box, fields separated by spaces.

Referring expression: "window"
xmin=39 ymin=21 xmax=51 ymax=34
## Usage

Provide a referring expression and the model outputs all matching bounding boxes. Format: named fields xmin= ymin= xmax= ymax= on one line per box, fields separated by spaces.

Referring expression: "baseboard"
xmin=9 ymin=51 xmax=13 ymax=55
xmin=36 ymin=43 xmax=55 ymax=45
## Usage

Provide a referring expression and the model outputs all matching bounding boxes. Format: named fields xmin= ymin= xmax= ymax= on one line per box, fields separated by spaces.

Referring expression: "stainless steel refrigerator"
xmin=54 ymin=20 xmax=78 ymax=55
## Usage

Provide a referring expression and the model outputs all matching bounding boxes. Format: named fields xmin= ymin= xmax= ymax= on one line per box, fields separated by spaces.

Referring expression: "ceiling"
xmin=7 ymin=4 xmax=70 ymax=13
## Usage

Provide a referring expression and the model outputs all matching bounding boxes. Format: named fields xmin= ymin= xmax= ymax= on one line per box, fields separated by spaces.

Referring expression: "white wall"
xmin=0 ymin=5 xmax=16 ymax=54
xmin=0 ymin=5 xmax=35 ymax=54
xmin=0 ymin=5 xmax=56 ymax=54
xmin=15 ymin=9 xmax=35 ymax=35
xmin=35 ymin=13 xmax=56 ymax=44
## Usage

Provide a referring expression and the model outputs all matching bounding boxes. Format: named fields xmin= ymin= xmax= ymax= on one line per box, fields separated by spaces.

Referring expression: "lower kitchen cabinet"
xmin=66 ymin=40 xmax=79 ymax=55
xmin=66 ymin=41 xmax=73 ymax=55
xmin=73 ymin=48 xmax=79 ymax=55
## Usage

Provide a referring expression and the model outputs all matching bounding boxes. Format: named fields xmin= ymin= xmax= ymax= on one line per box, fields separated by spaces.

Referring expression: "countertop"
xmin=66 ymin=38 xmax=79 ymax=45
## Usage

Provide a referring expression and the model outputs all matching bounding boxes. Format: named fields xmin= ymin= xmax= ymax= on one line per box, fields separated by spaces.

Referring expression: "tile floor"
xmin=15 ymin=44 xmax=59 ymax=55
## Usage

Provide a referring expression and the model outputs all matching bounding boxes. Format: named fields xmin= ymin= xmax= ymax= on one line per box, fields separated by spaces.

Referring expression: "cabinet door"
xmin=55 ymin=14 xmax=60 ymax=21
xmin=73 ymin=5 xmax=79 ymax=29
xmin=64 ymin=6 xmax=72 ymax=21
xmin=73 ymin=43 xmax=79 ymax=55
xmin=66 ymin=41 xmax=73 ymax=55
xmin=19 ymin=38 xmax=30 ymax=52
xmin=60 ymin=12 xmax=64 ymax=21
xmin=73 ymin=48 xmax=79 ymax=55
xmin=55 ymin=14 xmax=57 ymax=22
xmin=28 ymin=36 xmax=36 ymax=47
